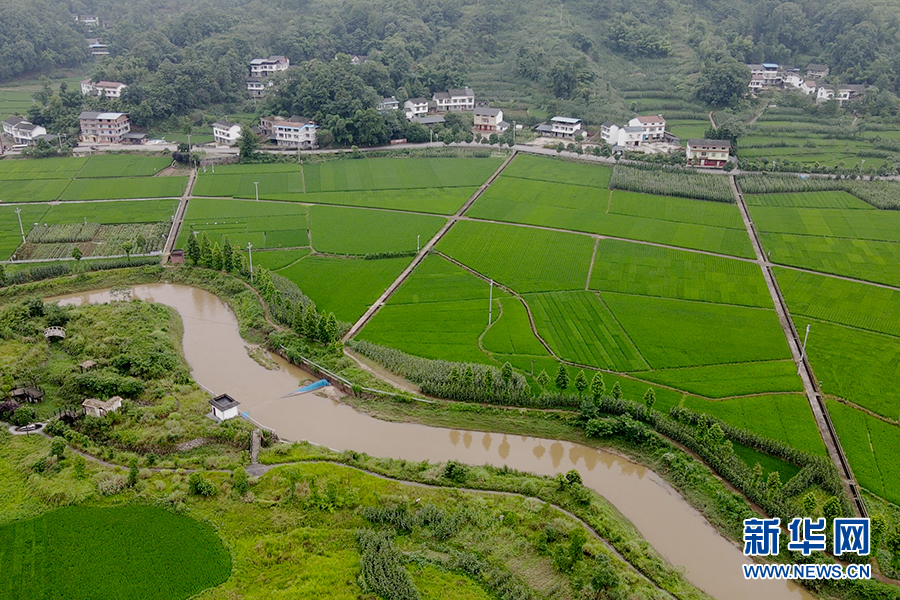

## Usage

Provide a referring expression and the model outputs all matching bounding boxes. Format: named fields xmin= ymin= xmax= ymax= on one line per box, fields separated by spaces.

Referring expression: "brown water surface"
xmin=52 ymin=284 xmax=814 ymax=600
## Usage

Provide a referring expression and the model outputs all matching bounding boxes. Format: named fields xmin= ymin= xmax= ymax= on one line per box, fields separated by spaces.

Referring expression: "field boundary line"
xmin=731 ymin=175 xmax=867 ymax=517
xmin=459 ymin=216 xmax=758 ymax=264
xmin=300 ymin=164 xmax=306 ymax=193
xmin=585 ymin=237 xmax=599 ymax=290
xmin=773 ymin=262 xmax=900 ymax=293
xmin=830 ymin=395 xmax=900 ymax=428
xmin=605 ymin=189 xmax=612 ymax=213
xmin=341 ymin=151 xmax=518 ymax=341
xmin=591 ymin=291 xmax=651 ymax=371
xmin=594 ymin=289 xmax=778 ymax=312
xmin=435 ymin=252 xmax=556 ymax=357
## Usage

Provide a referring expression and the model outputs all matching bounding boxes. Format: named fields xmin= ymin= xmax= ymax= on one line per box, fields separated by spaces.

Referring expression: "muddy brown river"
xmin=54 ymin=284 xmax=814 ymax=600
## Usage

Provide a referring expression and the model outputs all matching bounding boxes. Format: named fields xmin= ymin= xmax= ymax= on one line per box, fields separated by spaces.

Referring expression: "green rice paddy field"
xmin=0 ymin=505 xmax=231 ymax=600
xmin=3 ymin=151 xmax=900 ymax=507
xmin=0 ymin=155 xmax=185 ymax=202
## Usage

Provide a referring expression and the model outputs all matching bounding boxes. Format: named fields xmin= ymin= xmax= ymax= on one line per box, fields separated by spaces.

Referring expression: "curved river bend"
xmin=54 ymin=284 xmax=813 ymax=600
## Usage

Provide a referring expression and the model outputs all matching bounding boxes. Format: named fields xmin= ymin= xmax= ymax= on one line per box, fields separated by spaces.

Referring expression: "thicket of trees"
xmin=6 ymin=0 xmax=900 ymax=132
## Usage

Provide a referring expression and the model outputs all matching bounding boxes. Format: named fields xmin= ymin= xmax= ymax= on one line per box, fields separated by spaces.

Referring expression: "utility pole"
xmin=253 ymin=181 xmax=260 ymax=202
xmin=187 ymin=133 xmax=192 ymax=149
xmin=488 ymin=279 xmax=493 ymax=325
xmin=513 ymin=121 xmax=516 ymax=145
xmin=798 ymin=323 xmax=810 ymax=375
xmin=14 ymin=208 xmax=25 ymax=244
xmin=248 ymin=242 xmax=254 ymax=283
xmin=417 ymin=234 xmax=420 ymax=252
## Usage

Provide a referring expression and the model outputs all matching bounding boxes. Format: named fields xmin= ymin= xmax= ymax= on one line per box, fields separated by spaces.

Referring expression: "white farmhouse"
xmin=249 ymin=56 xmax=289 ymax=77
xmin=433 ymin=87 xmax=475 ymax=112
xmin=80 ymin=80 xmax=127 ymax=98
xmin=473 ymin=107 xmax=509 ymax=132
xmin=535 ymin=116 xmax=585 ymax=139
xmin=212 ymin=121 xmax=242 ymax=146
xmin=2 ymin=116 xmax=47 ymax=145
xmin=272 ymin=118 xmax=318 ymax=149
xmin=247 ymin=77 xmax=274 ymax=98
xmin=629 ymin=115 xmax=666 ymax=141
xmin=404 ymin=98 xmax=429 ymax=120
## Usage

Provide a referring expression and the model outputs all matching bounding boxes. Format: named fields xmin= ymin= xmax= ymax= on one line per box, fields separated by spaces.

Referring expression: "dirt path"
xmin=708 ymin=111 xmax=717 ymax=129
xmin=161 ymin=166 xmax=198 ymax=261
xmin=341 ymin=151 xmax=519 ymax=341
xmin=729 ymin=175 xmax=866 ymax=517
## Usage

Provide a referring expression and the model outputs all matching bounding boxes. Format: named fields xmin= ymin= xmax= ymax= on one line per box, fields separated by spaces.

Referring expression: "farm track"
xmin=162 ymin=166 xmax=198 ymax=261
xmin=341 ymin=151 xmax=519 ymax=341
xmin=730 ymin=175 xmax=868 ymax=517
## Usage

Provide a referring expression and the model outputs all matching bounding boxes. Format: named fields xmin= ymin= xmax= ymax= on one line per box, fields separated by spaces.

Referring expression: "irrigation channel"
xmin=53 ymin=284 xmax=813 ymax=600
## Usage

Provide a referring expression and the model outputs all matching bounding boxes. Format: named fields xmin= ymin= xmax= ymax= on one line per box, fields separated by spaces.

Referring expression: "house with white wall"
xmin=2 ymin=116 xmax=47 ymax=145
xmin=404 ymin=98 xmax=429 ymax=120
xmin=433 ymin=87 xmax=475 ymax=112
xmin=212 ymin=121 xmax=242 ymax=145
xmin=473 ymin=107 xmax=508 ymax=132
xmin=686 ymin=139 xmax=731 ymax=168
xmin=81 ymin=80 xmax=127 ymax=98
xmin=271 ymin=118 xmax=318 ymax=149
xmin=249 ymin=56 xmax=289 ymax=77
xmin=535 ymin=116 xmax=585 ymax=139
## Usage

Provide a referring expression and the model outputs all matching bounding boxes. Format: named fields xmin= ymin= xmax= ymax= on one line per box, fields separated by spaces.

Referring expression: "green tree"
xmin=822 ymin=496 xmax=843 ymax=522
xmin=555 ymin=364 xmax=569 ymax=390
xmin=871 ymin=516 xmax=886 ymax=552
xmin=198 ymin=232 xmax=211 ymax=266
xmin=696 ymin=59 xmax=751 ymax=108
xmin=0 ymin=263 xmax=5 ymax=286
xmin=237 ymin=126 xmax=259 ymax=162
xmin=186 ymin=231 xmax=200 ymax=265
xmin=610 ymin=381 xmax=623 ymax=399
xmin=231 ymin=247 xmax=246 ymax=275
xmin=210 ymin=242 xmax=223 ymax=270
xmin=536 ymin=369 xmax=550 ymax=389
xmin=887 ymin=527 xmax=900 ymax=571
xmin=325 ymin=313 xmax=338 ymax=342
xmin=222 ymin=237 xmax=233 ymax=272
xmin=766 ymin=471 xmax=782 ymax=497
xmin=643 ymin=388 xmax=656 ymax=411
xmin=49 ymin=436 xmax=66 ymax=458
xmin=120 ymin=240 xmax=134 ymax=259
xmin=302 ymin=303 xmax=318 ymax=338
xmin=589 ymin=372 xmax=605 ymax=401
xmin=801 ymin=492 xmax=817 ymax=516
xmin=317 ymin=314 xmax=328 ymax=341
xmin=293 ymin=305 xmax=304 ymax=333
xmin=574 ymin=370 xmax=588 ymax=395
xmin=71 ymin=247 xmax=82 ymax=262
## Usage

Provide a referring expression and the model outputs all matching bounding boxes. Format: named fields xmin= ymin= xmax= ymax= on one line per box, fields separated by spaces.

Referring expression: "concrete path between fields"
xmin=341 ymin=151 xmax=519 ymax=341
xmin=162 ymin=167 xmax=198 ymax=262
xmin=730 ymin=175 xmax=867 ymax=517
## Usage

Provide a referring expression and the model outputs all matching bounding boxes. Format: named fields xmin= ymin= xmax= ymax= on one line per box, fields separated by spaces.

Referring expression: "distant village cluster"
xmin=11 ymin=51 xmax=872 ymax=170
xmin=747 ymin=63 xmax=867 ymax=104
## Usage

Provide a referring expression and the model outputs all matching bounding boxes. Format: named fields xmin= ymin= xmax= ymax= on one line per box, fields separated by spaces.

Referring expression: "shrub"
xmin=188 ymin=472 xmax=218 ymax=496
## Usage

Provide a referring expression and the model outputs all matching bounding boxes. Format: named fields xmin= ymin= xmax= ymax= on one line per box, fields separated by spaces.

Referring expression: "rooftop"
xmin=688 ymin=139 xmax=732 ymax=148
xmin=634 ymin=115 xmax=665 ymax=124
xmin=79 ymin=111 xmax=127 ymax=120
xmin=551 ymin=116 xmax=581 ymax=124
xmin=474 ymin=107 xmax=502 ymax=117
xmin=213 ymin=120 xmax=240 ymax=129
xmin=209 ymin=394 xmax=240 ymax=411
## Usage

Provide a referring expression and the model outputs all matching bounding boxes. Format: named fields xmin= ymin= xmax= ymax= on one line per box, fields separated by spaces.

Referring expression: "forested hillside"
xmin=7 ymin=0 xmax=900 ymax=130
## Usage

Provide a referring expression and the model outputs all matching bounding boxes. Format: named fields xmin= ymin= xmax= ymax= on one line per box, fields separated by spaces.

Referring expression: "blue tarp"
xmin=285 ymin=379 xmax=330 ymax=397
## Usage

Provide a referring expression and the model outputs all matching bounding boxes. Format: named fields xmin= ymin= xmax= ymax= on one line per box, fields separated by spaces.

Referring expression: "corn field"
xmin=611 ymin=164 xmax=734 ymax=202
xmin=737 ymin=174 xmax=900 ymax=209
xmin=27 ymin=222 xmax=101 ymax=243
xmin=15 ymin=222 xmax=170 ymax=260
